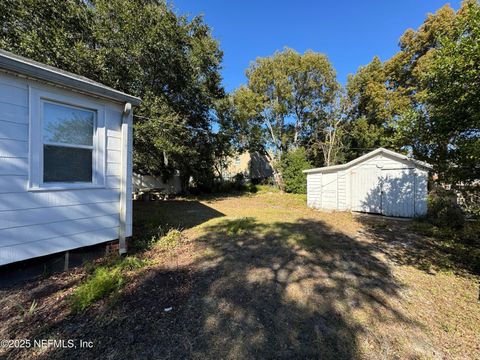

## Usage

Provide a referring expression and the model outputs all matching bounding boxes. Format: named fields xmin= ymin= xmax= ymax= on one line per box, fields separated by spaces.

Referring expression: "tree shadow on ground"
xmin=6 ymin=211 xmax=433 ymax=360
xmin=133 ymin=199 xmax=225 ymax=236
xmin=356 ymin=215 xmax=480 ymax=276
xmin=354 ymin=168 xmax=480 ymax=276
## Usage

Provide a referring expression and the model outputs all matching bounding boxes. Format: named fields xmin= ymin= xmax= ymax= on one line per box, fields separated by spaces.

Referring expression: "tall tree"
xmin=345 ymin=56 xmax=409 ymax=160
xmin=0 ymin=0 xmax=96 ymax=75
xmin=0 ymin=0 xmax=225 ymax=191
xmin=221 ymin=48 xmax=339 ymax=188
xmin=346 ymin=0 xmax=479 ymax=187
xmin=395 ymin=0 xmax=480 ymax=185
xmin=310 ymin=92 xmax=349 ymax=167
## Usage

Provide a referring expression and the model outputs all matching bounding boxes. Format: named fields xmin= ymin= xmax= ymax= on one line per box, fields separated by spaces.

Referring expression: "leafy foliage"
xmin=280 ymin=148 xmax=312 ymax=194
xmin=219 ymin=48 xmax=342 ymax=189
xmin=346 ymin=0 xmax=480 ymax=187
xmin=0 ymin=0 xmax=225 ymax=191
xmin=427 ymin=189 xmax=465 ymax=229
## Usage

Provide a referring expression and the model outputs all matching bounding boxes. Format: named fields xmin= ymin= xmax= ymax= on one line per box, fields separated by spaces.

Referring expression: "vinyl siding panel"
xmin=337 ymin=171 xmax=347 ymax=210
xmin=0 ymin=158 xmax=28 ymax=176
xmin=0 ymin=80 xmax=28 ymax=107
xmin=0 ymin=227 xmax=119 ymax=265
xmin=321 ymin=172 xmax=338 ymax=210
xmin=0 ymin=120 xmax=29 ymax=141
xmin=0 ymin=201 xmax=119 ymax=230
xmin=0 ymin=189 xmax=119 ymax=212
xmin=0 ymin=72 xmax=133 ymax=265
xmin=107 ymin=136 xmax=121 ymax=150
xmin=0 ymin=139 xmax=28 ymax=158
xmin=106 ymin=162 xmax=121 ymax=176
xmin=414 ymin=169 xmax=429 ymax=216
xmin=0 ymin=175 xmax=28 ymax=193
xmin=307 ymin=173 xmax=322 ymax=209
xmin=1 ymin=215 xmax=119 ymax=247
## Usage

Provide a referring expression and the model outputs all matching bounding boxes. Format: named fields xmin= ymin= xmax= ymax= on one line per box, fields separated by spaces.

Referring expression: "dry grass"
xmin=1 ymin=192 xmax=479 ymax=359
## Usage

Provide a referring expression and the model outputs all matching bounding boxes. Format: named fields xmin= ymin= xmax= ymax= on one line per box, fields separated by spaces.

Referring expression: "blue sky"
xmin=172 ymin=0 xmax=460 ymax=92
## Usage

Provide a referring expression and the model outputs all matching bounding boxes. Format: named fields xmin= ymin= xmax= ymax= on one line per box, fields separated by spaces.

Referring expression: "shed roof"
xmin=303 ymin=147 xmax=432 ymax=174
xmin=0 ymin=49 xmax=141 ymax=106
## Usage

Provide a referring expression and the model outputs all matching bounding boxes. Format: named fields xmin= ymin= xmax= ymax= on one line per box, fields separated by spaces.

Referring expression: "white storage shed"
xmin=303 ymin=148 xmax=431 ymax=218
xmin=0 ymin=50 xmax=140 ymax=265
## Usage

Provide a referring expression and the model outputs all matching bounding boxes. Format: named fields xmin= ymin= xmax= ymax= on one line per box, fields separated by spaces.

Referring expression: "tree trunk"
xmin=264 ymin=151 xmax=285 ymax=191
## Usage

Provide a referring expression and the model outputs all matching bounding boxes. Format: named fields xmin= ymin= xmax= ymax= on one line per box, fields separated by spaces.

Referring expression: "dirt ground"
xmin=1 ymin=192 xmax=479 ymax=359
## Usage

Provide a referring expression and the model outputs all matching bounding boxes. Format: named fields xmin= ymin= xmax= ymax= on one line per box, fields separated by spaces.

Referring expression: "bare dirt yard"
xmin=1 ymin=191 xmax=479 ymax=359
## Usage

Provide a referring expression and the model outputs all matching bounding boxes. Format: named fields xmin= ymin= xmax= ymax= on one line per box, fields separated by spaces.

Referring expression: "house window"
xmin=43 ymin=102 xmax=95 ymax=183
xmin=235 ymin=156 xmax=241 ymax=166
xmin=29 ymin=87 xmax=106 ymax=191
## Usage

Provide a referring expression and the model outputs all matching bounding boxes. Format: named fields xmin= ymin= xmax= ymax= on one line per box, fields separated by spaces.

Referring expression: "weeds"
xmin=5 ymin=299 xmax=39 ymax=320
xmin=70 ymin=256 xmax=149 ymax=313
xmin=154 ymin=229 xmax=183 ymax=250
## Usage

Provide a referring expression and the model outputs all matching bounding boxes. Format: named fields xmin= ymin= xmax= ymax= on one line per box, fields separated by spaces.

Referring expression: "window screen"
xmin=42 ymin=102 xmax=95 ymax=183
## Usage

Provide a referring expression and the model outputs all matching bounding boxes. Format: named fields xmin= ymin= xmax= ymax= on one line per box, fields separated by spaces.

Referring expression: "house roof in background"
xmin=303 ymin=147 xmax=433 ymax=174
xmin=0 ymin=49 xmax=141 ymax=106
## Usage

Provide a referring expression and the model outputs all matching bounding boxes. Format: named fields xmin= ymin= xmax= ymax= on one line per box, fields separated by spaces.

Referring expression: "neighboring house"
xmin=0 ymin=50 xmax=140 ymax=266
xmin=221 ymin=151 xmax=273 ymax=182
xmin=133 ymin=172 xmax=182 ymax=195
xmin=303 ymin=148 xmax=432 ymax=218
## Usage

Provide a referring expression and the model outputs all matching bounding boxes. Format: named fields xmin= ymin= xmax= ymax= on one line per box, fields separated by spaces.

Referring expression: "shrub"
xmin=255 ymin=184 xmax=280 ymax=193
xmin=280 ymin=147 xmax=312 ymax=194
xmin=427 ymin=189 xmax=465 ymax=229
xmin=210 ymin=176 xmax=258 ymax=194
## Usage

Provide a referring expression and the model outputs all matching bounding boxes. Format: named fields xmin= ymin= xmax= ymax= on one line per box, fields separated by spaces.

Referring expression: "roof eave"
xmin=303 ymin=148 xmax=433 ymax=174
xmin=0 ymin=52 xmax=141 ymax=106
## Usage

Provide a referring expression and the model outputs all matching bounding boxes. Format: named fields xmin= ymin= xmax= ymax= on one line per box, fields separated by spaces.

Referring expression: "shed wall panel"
xmin=307 ymin=173 xmax=322 ymax=209
xmin=321 ymin=172 xmax=338 ymax=209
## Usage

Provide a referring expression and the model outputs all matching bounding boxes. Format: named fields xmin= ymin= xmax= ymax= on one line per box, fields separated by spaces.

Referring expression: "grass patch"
xmin=70 ymin=256 xmax=149 ymax=313
xmin=224 ymin=217 xmax=256 ymax=236
xmin=154 ymin=229 xmax=183 ymax=250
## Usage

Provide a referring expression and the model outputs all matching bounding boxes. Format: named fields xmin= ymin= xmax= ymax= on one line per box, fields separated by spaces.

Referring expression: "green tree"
xmin=391 ymin=0 xmax=480 ymax=185
xmin=280 ymin=147 xmax=312 ymax=194
xmin=345 ymin=56 xmax=410 ymax=160
xmin=221 ymin=48 xmax=339 ymax=189
xmin=0 ymin=0 xmax=225 ymax=191
xmin=346 ymin=1 xmax=479 ymax=187
xmin=0 ymin=0 xmax=95 ymax=75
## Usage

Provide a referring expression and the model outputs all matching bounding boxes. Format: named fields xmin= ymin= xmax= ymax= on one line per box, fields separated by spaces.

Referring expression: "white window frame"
xmin=28 ymin=86 xmax=106 ymax=191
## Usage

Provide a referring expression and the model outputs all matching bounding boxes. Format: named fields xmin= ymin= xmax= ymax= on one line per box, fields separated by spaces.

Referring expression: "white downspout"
xmin=119 ymin=102 xmax=132 ymax=255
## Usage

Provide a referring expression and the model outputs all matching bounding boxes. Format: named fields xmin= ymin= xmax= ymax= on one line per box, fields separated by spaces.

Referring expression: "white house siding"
xmin=0 ymin=72 xmax=132 ymax=265
xmin=306 ymin=149 xmax=430 ymax=218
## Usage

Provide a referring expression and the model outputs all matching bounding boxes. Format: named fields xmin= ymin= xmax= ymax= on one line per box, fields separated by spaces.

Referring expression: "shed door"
xmin=350 ymin=167 xmax=381 ymax=213
xmin=381 ymin=168 xmax=415 ymax=217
